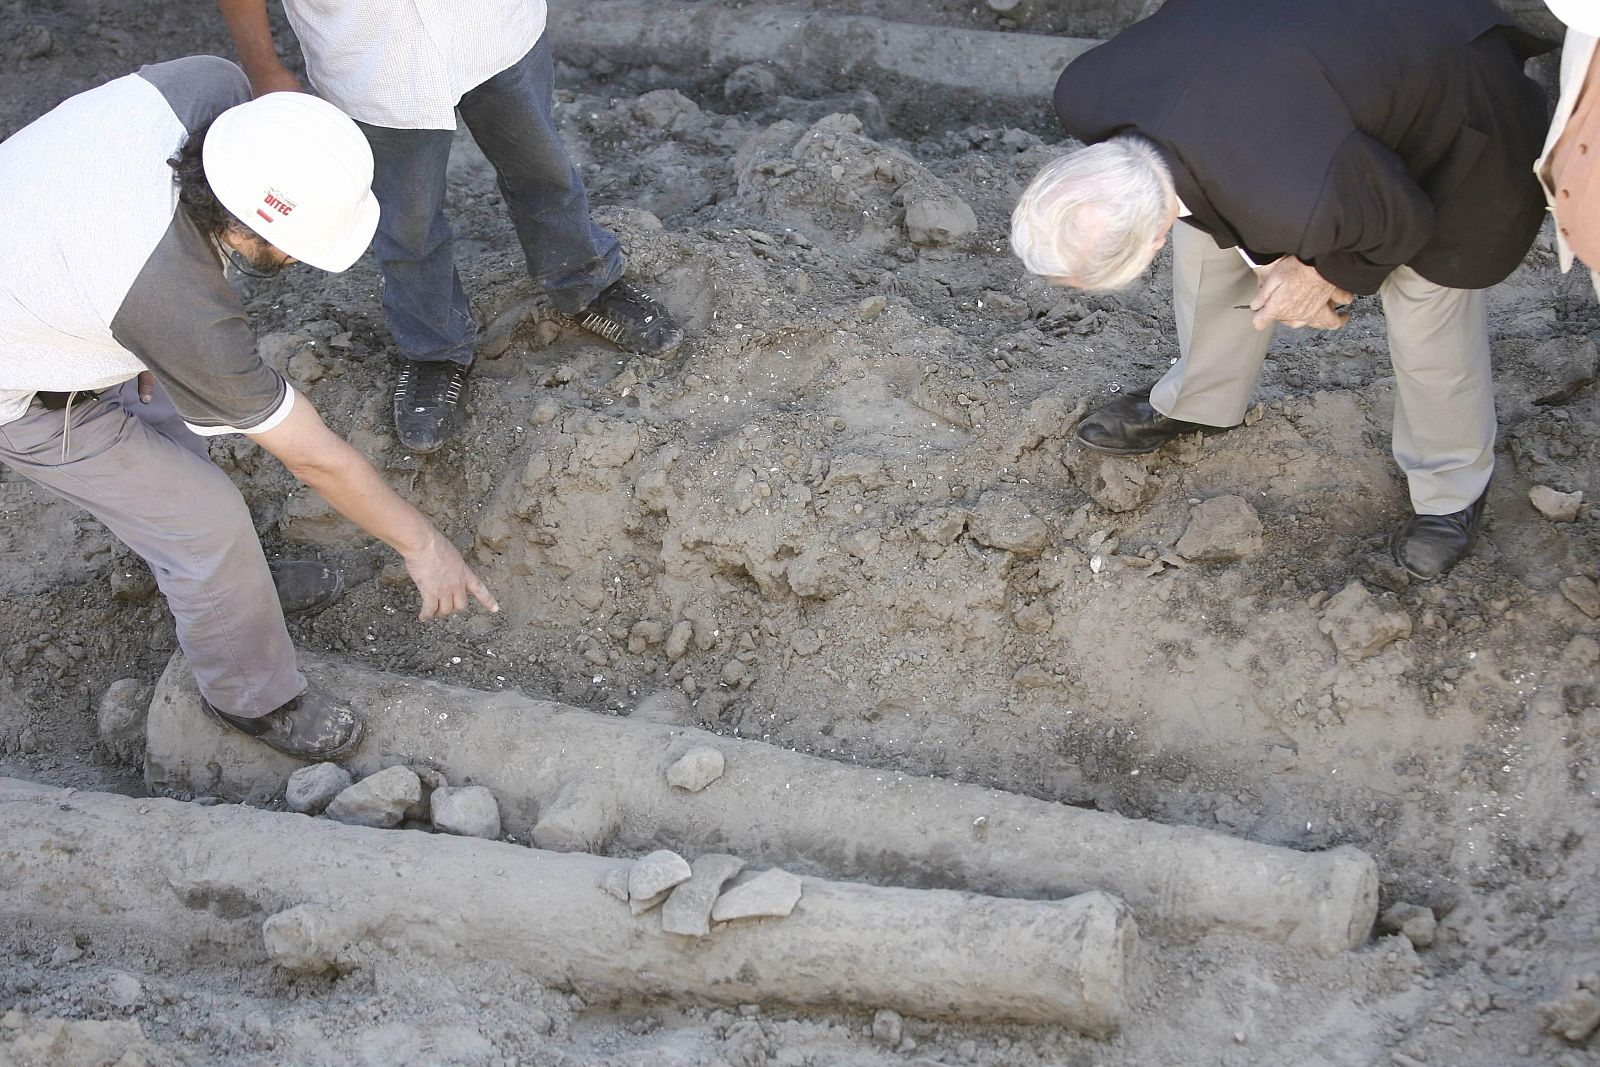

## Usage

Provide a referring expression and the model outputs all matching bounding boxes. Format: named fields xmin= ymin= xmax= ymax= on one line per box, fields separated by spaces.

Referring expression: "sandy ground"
xmin=1 ymin=1 xmax=1598 ymax=1065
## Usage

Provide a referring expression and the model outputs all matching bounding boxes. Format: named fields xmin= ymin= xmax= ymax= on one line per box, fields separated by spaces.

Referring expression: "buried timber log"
xmin=0 ymin=778 xmax=1134 ymax=1033
xmin=146 ymin=654 xmax=1379 ymax=956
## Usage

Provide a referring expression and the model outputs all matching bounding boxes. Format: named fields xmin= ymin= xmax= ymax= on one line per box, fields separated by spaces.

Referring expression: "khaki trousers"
xmin=0 ymin=380 xmax=304 ymax=717
xmin=1150 ymin=221 xmax=1494 ymax=515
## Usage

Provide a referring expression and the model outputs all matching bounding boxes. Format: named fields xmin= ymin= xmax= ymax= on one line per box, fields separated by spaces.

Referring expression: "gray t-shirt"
xmin=0 ymin=55 xmax=290 ymax=435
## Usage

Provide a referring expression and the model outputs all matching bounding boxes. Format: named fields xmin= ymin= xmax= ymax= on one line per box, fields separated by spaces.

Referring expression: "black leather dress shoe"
xmin=1391 ymin=490 xmax=1488 ymax=581
xmin=1074 ymin=390 xmax=1230 ymax=456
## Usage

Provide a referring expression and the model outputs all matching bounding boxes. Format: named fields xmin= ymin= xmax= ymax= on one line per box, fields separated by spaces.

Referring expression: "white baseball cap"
xmin=202 ymin=92 xmax=380 ymax=273
xmin=1547 ymin=0 xmax=1600 ymax=36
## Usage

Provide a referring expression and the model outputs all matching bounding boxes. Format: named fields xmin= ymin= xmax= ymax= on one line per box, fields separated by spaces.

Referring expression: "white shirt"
xmin=282 ymin=0 xmax=547 ymax=131
xmin=1535 ymin=28 xmax=1599 ymax=284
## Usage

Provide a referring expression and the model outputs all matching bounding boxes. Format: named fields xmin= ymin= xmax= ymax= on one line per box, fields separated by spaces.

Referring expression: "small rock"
xmin=262 ymin=904 xmax=355 ymax=975
xmin=629 ymin=850 xmax=693 ymax=915
xmin=900 ymin=181 xmax=976 ymax=247
xmin=109 ymin=563 xmax=157 ymax=602
xmin=285 ymin=763 xmax=353 ymax=816
xmin=50 ymin=943 xmax=82 ymax=966
xmin=967 ymin=493 xmax=1048 ymax=555
xmin=664 ymin=620 xmax=694 ymax=662
xmin=430 ymin=785 xmax=501 ymax=839
xmin=1530 ymin=485 xmax=1583 ymax=523
xmin=662 ymin=854 xmax=746 ymax=937
xmin=871 ymin=1009 xmax=903 ymax=1047
xmin=857 ymin=295 xmax=887 ymax=320
xmin=403 ymin=766 xmax=447 ymax=823
xmin=724 ymin=64 xmax=779 ymax=107
xmin=666 ymin=747 xmax=725 ymax=792
xmin=1380 ymin=902 xmax=1437 ymax=948
xmin=600 ymin=867 xmax=631 ymax=902
xmin=1011 ymin=600 xmax=1053 ymax=635
xmin=324 ymin=766 xmax=421 ymax=829
xmin=633 ymin=88 xmax=699 ymax=130
xmin=1560 ymin=576 xmax=1600 ymax=619
xmin=96 ymin=678 xmax=150 ymax=763
xmin=1318 ymin=582 xmax=1412 ymax=661
xmin=711 ymin=868 xmax=803 ymax=922
xmin=1543 ymin=988 xmax=1600 ymax=1043
xmin=1175 ymin=495 xmax=1263 ymax=563
xmin=104 ymin=972 xmax=143 ymax=1010
xmin=790 ymin=629 xmax=823 ymax=657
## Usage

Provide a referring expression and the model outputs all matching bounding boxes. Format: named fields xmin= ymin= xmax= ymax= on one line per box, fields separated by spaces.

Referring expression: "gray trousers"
xmin=0 ymin=380 xmax=303 ymax=717
xmin=1151 ymin=222 xmax=1495 ymax=515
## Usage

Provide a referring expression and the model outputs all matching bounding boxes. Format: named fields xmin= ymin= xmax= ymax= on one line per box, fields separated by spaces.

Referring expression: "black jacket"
xmin=1053 ymin=0 xmax=1551 ymax=294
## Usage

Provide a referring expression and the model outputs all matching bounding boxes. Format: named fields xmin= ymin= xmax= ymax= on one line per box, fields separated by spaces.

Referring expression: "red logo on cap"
xmin=260 ymin=188 xmax=297 ymax=222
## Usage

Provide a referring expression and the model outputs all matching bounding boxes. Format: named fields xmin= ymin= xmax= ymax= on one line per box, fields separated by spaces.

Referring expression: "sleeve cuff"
xmin=183 ymin=387 xmax=295 ymax=438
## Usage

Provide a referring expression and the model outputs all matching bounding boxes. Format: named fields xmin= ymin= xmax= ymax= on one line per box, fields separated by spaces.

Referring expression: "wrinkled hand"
xmin=404 ymin=532 xmax=499 ymax=621
xmin=251 ymin=66 xmax=305 ymax=97
xmin=1250 ymin=257 xmax=1353 ymax=331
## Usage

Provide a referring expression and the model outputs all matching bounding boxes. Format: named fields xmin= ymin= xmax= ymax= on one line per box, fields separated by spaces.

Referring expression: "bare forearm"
xmin=288 ymin=440 xmax=437 ymax=559
xmin=216 ymin=0 xmax=297 ymax=91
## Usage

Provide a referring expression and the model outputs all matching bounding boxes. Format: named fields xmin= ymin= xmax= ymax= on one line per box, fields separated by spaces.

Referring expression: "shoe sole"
xmin=273 ymin=564 xmax=346 ymax=618
xmin=1073 ymin=422 xmax=1231 ymax=457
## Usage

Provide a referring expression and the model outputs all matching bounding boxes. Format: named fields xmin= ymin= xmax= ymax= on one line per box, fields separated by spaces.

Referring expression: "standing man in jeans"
xmin=217 ymin=1 xmax=684 ymax=454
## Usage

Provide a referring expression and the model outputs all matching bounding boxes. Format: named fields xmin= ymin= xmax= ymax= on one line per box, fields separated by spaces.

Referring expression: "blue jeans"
xmin=359 ymin=36 xmax=624 ymax=365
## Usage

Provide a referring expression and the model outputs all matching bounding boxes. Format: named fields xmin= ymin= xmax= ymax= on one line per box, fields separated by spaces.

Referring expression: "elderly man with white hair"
xmin=1013 ymin=0 xmax=1550 ymax=580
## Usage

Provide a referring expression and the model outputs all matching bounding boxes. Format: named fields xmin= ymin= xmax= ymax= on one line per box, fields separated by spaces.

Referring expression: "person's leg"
xmin=1151 ymin=222 xmax=1276 ymax=426
xmin=0 ymin=389 xmax=303 ymax=716
xmin=456 ymin=36 xmax=623 ymax=313
xmin=361 ymin=123 xmax=478 ymax=452
xmin=359 ymin=122 xmax=477 ymax=366
xmin=1381 ymin=267 xmax=1495 ymax=514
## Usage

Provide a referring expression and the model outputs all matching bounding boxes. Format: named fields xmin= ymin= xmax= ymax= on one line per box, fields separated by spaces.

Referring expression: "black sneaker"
xmin=576 ymin=280 xmax=684 ymax=356
xmin=269 ymin=560 xmax=345 ymax=617
xmin=199 ymin=683 xmax=362 ymax=761
xmin=393 ymin=359 xmax=470 ymax=454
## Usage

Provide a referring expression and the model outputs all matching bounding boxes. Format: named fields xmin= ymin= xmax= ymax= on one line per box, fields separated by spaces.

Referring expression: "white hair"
xmin=1010 ymin=135 xmax=1174 ymax=292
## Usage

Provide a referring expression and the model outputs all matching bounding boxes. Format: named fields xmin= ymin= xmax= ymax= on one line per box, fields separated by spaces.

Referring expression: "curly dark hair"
xmin=168 ymin=121 xmax=236 ymax=240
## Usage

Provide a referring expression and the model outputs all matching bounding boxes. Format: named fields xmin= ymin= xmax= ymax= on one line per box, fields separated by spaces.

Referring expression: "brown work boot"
xmin=268 ymin=560 xmax=345 ymax=616
xmin=200 ymin=683 xmax=362 ymax=761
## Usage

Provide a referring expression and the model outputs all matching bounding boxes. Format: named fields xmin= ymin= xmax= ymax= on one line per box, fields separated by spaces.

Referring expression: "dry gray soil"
xmin=1 ymin=1 xmax=1598 ymax=1065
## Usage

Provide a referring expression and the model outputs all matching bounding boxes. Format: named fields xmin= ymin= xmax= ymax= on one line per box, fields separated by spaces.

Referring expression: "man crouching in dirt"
xmin=217 ymin=0 xmax=685 ymax=456
xmin=0 ymin=56 xmax=497 ymax=761
xmin=1010 ymin=0 xmax=1549 ymax=581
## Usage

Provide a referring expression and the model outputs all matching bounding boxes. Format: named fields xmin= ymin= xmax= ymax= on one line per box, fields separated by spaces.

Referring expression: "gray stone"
xmin=711 ymin=868 xmax=803 ymax=922
xmin=109 ymin=563 xmax=157 ymax=603
xmin=871 ymin=1008 xmax=903 ymax=1047
xmin=104 ymin=971 xmax=143 ymax=1010
xmin=96 ymin=678 xmax=150 ymax=764
xmin=285 ymin=763 xmax=352 ymax=816
xmin=1530 ymin=485 xmax=1583 ymax=523
xmin=968 ymin=493 xmax=1049 ymax=555
xmin=724 ymin=64 xmax=779 ymax=107
xmin=662 ymin=854 xmax=746 ymax=937
xmin=1176 ymin=495 xmax=1264 ymax=563
xmin=634 ymin=88 xmax=699 ymax=130
xmin=1561 ymin=576 xmax=1600 ymax=619
xmin=666 ymin=747 xmax=725 ymax=792
xmin=324 ymin=766 xmax=420 ymax=828
xmin=1318 ymin=582 xmax=1411 ymax=661
xmin=628 ymin=850 xmax=692 ymax=915
xmin=900 ymin=180 xmax=976 ymax=247
xmin=403 ymin=766 xmax=447 ymax=823
xmin=1379 ymin=902 xmax=1437 ymax=948
xmin=431 ymin=785 xmax=501 ymax=839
